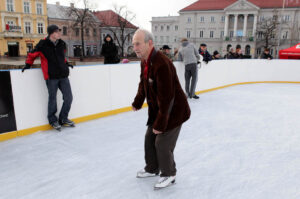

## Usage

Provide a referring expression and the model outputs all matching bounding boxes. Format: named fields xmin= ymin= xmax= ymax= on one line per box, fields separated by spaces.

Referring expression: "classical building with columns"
xmin=151 ymin=0 xmax=300 ymax=58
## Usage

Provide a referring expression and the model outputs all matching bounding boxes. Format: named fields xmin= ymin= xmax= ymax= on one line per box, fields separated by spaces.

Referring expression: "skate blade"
xmin=61 ymin=124 xmax=75 ymax=127
xmin=154 ymin=180 xmax=176 ymax=190
xmin=54 ymin=128 xmax=61 ymax=132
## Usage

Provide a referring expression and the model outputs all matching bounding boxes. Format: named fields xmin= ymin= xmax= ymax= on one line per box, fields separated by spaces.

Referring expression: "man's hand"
xmin=22 ymin=63 xmax=31 ymax=72
xmin=153 ymin=129 xmax=163 ymax=134
xmin=132 ymin=106 xmax=138 ymax=111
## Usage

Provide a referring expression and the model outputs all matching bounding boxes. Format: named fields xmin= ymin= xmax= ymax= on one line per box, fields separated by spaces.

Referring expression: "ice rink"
xmin=1 ymin=83 xmax=300 ymax=199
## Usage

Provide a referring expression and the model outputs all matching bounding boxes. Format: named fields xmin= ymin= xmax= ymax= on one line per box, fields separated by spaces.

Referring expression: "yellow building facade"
xmin=0 ymin=0 xmax=48 ymax=56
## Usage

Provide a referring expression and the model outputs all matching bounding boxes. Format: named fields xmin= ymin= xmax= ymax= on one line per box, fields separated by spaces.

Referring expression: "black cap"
xmin=47 ymin=25 xmax=61 ymax=35
xmin=162 ymin=45 xmax=171 ymax=50
xmin=200 ymin=43 xmax=207 ymax=47
xmin=213 ymin=51 xmax=219 ymax=56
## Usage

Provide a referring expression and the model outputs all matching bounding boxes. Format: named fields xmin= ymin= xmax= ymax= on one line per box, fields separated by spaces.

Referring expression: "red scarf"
xmin=143 ymin=48 xmax=154 ymax=79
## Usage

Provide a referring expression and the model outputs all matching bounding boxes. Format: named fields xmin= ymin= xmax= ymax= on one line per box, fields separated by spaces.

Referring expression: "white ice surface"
xmin=1 ymin=83 xmax=300 ymax=199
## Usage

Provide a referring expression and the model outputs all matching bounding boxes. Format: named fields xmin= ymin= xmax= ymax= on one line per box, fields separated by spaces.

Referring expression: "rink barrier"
xmin=1 ymin=60 xmax=300 ymax=142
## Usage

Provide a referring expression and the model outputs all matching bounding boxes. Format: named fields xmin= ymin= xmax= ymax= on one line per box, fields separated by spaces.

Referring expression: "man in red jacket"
xmin=22 ymin=25 xmax=74 ymax=131
xmin=132 ymin=29 xmax=191 ymax=189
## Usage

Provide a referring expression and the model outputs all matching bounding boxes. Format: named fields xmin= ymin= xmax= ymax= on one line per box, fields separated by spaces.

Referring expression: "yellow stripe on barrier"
xmin=0 ymin=131 xmax=18 ymax=142
xmin=196 ymin=81 xmax=300 ymax=95
xmin=1 ymin=81 xmax=300 ymax=142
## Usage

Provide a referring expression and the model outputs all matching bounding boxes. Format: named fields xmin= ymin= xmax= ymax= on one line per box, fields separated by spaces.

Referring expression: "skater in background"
xmin=162 ymin=45 xmax=173 ymax=61
xmin=260 ymin=48 xmax=273 ymax=60
xmin=224 ymin=47 xmax=235 ymax=59
xmin=101 ymin=34 xmax=120 ymax=64
xmin=212 ymin=51 xmax=221 ymax=60
xmin=22 ymin=25 xmax=75 ymax=131
xmin=132 ymin=29 xmax=191 ymax=189
xmin=178 ymin=38 xmax=201 ymax=99
xmin=198 ymin=43 xmax=212 ymax=64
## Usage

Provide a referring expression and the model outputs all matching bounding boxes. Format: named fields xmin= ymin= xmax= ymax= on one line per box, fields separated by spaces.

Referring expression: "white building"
xmin=152 ymin=0 xmax=300 ymax=58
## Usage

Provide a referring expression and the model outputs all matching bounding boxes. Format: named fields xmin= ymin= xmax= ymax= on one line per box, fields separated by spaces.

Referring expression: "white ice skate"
xmin=154 ymin=176 xmax=176 ymax=190
xmin=136 ymin=169 xmax=159 ymax=178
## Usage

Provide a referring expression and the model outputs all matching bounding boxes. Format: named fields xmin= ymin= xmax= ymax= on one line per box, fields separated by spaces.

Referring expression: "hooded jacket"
xmin=101 ymin=34 xmax=119 ymax=64
xmin=177 ymin=41 xmax=200 ymax=65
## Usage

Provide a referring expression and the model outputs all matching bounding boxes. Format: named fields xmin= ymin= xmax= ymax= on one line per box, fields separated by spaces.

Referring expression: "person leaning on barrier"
xmin=212 ymin=51 xmax=221 ymax=60
xmin=22 ymin=24 xmax=75 ymax=131
xmin=260 ymin=48 xmax=273 ymax=60
xmin=162 ymin=45 xmax=174 ymax=61
xmin=198 ymin=43 xmax=212 ymax=64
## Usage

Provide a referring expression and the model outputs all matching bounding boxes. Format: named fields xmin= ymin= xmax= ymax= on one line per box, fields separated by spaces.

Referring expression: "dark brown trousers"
xmin=144 ymin=125 xmax=182 ymax=177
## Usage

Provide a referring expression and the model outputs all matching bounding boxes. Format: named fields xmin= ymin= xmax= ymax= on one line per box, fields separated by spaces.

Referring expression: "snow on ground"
xmin=1 ymin=83 xmax=300 ymax=199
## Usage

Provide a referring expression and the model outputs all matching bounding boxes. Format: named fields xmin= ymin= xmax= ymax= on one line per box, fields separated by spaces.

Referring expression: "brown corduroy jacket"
xmin=132 ymin=49 xmax=191 ymax=132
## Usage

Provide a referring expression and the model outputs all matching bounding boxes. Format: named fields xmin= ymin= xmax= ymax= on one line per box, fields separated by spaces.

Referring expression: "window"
xmin=230 ymin=31 xmax=234 ymax=38
xmin=258 ymin=31 xmax=263 ymax=39
xmin=210 ymin=31 xmax=214 ymax=38
xmin=284 ymin=15 xmax=290 ymax=21
xmin=283 ymin=31 xmax=288 ymax=39
xmin=221 ymin=16 xmax=225 ymax=22
xmin=200 ymin=16 xmax=204 ymax=22
xmin=160 ymin=36 xmax=164 ymax=42
xmin=37 ymin=23 xmax=44 ymax=34
xmin=161 ymin=26 xmax=164 ymax=31
xmin=36 ymin=3 xmax=42 ymax=15
xmin=166 ymin=36 xmax=169 ymax=43
xmin=63 ymin=27 xmax=67 ymax=35
xmin=259 ymin=16 xmax=264 ymax=22
xmin=93 ymin=29 xmax=97 ymax=36
xmin=155 ymin=26 xmax=157 ymax=31
xmin=76 ymin=28 xmax=80 ymax=36
xmin=256 ymin=48 xmax=261 ymax=56
xmin=220 ymin=31 xmax=224 ymax=38
xmin=270 ymin=48 xmax=274 ymax=55
xmin=187 ymin=17 xmax=191 ymax=23
xmin=154 ymin=36 xmax=157 ymax=42
xmin=7 ymin=0 xmax=14 ymax=12
xmin=86 ymin=28 xmax=89 ymax=36
xmin=200 ymin=30 xmax=204 ymax=38
xmin=25 ymin=22 xmax=31 ymax=34
xmin=187 ymin=30 xmax=191 ymax=38
xmin=24 ymin=1 xmax=30 ymax=13
xmin=175 ymin=25 xmax=178 ymax=31
xmin=7 ymin=21 xmax=14 ymax=25
xmin=211 ymin=16 xmax=215 ymax=22
xmin=167 ymin=26 xmax=170 ymax=31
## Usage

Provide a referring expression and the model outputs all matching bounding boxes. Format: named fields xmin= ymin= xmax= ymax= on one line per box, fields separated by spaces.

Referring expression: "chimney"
xmin=70 ymin=3 xmax=74 ymax=8
xmin=56 ymin=2 xmax=60 ymax=6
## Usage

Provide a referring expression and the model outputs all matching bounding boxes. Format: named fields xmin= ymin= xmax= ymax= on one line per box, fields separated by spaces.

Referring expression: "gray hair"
xmin=134 ymin=29 xmax=154 ymax=43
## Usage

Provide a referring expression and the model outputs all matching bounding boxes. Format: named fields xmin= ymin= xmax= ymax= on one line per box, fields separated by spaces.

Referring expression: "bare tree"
xmin=98 ymin=5 xmax=137 ymax=57
xmin=68 ymin=0 xmax=100 ymax=60
xmin=256 ymin=10 xmax=281 ymax=49
xmin=288 ymin=17 xmax=300 ymax=46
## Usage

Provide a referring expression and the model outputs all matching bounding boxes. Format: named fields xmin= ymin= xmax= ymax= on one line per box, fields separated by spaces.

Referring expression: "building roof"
xmin=47 ymin=4 xmax=100 ymax=23
xmin=93 ymin=10 xmax=138 ymax=29
xmin=180 ymin=0 xmax=300 ymax=12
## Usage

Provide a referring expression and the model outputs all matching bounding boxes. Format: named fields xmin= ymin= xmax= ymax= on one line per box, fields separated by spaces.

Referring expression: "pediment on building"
xmin=225 ymin=0 xmax=259 ymax=11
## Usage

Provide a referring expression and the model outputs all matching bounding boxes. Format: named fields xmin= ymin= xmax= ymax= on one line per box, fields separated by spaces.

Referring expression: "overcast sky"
xmin=47 ymin=0 xmax=197 ymax=30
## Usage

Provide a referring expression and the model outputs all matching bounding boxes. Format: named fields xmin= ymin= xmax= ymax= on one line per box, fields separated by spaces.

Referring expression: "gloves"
xmin=22 ymin=63 xmax=31 ymax=72
xmin=66 ymin=62 xmax=73 ymax=69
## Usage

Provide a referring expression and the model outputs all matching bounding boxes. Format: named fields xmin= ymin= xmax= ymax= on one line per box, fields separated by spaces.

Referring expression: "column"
xmin=233 ymin=14 xmax=238 ymax=37
xmin=243 ymin=14 xmax=248 ymax=37
xmin=252 ymin=15 xmax=258 ymax=37
xmin=224 ymin=14 xmax=229 ymax=37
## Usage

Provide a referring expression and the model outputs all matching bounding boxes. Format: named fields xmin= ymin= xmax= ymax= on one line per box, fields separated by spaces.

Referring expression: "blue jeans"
xmin=46 ymin=78 xmax=73 ymax=124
